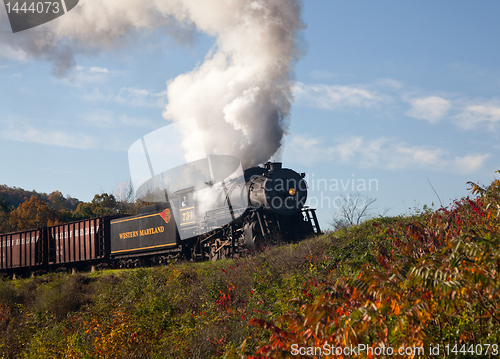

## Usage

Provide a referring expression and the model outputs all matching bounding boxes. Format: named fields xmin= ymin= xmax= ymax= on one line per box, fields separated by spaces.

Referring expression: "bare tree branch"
xmin=330 ymin=192 xmax=378 ymax=230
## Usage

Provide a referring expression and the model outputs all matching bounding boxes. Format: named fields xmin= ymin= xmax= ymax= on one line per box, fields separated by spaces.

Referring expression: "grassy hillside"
xmin=0 ymin=176 xmax=499 ymax=358
xmin=0 ymin=234 xmax=339 ymax=358
xmin=251 ymin=177 xmax=500 ymax=358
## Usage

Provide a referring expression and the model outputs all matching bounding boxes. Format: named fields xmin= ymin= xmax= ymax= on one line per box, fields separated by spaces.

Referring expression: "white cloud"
xmin=294 ymin=80 xmax=500 ymax=136
xmin=388 ymin=143 xmax=444 ymax=169
xmin=455 ymin=103 xmax=500 ymax=130
xmin=374 ymin=78 xmax=403 ymax=89
xmin=293 ymin=82 xmax=389 ymax=110
xmin=454 ymin=154 xmax=491 ymax=173
xmin=284 ymin=134 xmax=489 ymax=174
xmin=89 ymin=67 xmax=109 ymax=73
xmin=57 ymin=65 xmax=112 ymax=87
xmin=121 ymin=87 xmax=150 ymax=96
xmin=406 ymin=96 xmax=451 ymax=124
xmin=119 ymin=114 xmax=158 ymax=128
xmin=0 ymin=119 xmax=97 ymax=149
xmin=80 ymin=109 xmax=158 ymax=128
xmin=285 ymin=135 xmax=335 ymax=165
xmin=0 ymin=45 xmax=28 ymax=61
xmin=119 ymin=87 xmax=168 ymax=107
xmin=335 ymin=137 xmax=364 ymax=162
xmin=80 ymin=87 xmax=168 ymax=108
xmin=80 ymin=109 xmax=116 ymax=128
xmin=404 ymin=95 xmax=500 ymax=131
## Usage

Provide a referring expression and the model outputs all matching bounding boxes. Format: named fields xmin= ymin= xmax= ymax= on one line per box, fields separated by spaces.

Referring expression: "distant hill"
xmin=0 ymin=185 xmax=81 ymax=212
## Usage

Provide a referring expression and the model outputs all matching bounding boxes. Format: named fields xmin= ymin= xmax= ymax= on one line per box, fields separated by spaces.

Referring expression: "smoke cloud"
xmin=0 ymin=0 xmax=305 ymax=167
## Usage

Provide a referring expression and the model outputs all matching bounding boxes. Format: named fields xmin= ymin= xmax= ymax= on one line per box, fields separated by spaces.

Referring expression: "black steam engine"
xmin=0 ymin=162 xmax=320 ymax=274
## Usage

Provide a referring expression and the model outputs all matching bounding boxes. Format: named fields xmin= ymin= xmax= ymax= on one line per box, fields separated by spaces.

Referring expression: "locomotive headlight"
xmin=288 ymin=188 xmax=296 ymax=196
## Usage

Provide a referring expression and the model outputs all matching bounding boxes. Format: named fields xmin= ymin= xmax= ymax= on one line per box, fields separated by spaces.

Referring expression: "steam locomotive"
xmin=0 ymin=162 xmax=320 ymax=275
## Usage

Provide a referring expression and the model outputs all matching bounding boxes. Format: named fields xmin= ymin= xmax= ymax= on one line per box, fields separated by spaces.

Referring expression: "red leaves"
xmin=420 ymin=291 xmax=432 ymax=301
xmin=216 ymin=283 xmax=235 ymax=310
xmin=250 ymin=176 xmax=500 ymax=358
xmin=376 ymin=255 xmax=390 ymax=269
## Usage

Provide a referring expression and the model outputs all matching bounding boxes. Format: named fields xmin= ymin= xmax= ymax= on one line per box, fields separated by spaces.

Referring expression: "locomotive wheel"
xmin=218 ymin=245 xmax=230 ymax=260
xmin=210 ymin=245 xmax=217 ymax=261
xmin=208 ymin=238 xmax=232 ymax=261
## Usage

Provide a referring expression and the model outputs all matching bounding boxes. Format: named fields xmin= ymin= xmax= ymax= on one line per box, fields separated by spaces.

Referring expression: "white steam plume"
xmin=0 ymin=0 xmax=305 ymax=168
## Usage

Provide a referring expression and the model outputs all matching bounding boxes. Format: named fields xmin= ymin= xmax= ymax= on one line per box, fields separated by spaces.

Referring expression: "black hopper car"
xmin=0 ymin=162 xmax=320 ymax=276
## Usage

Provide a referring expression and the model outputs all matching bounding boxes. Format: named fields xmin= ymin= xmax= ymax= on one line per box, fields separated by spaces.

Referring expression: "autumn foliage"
xmin=0 ymin=186 xmax=163 ymax=233
xmin=8 ymin=196 xmax=59 ymax=231
xmin=0 ymin=177 xmax=499 ymax=358
xmin=249 ymin=176 xmax=500 ymax=358
xmin=0 ymin=186 xmax=128 ymax=232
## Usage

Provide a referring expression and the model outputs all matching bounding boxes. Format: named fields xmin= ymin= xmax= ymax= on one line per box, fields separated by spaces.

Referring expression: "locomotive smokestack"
xmin=268 ymin=162 xmax=283 ymax=173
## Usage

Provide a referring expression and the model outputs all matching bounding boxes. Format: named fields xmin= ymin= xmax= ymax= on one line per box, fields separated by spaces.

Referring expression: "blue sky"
xmin=1 ymin=1 xmax=499 ymax=229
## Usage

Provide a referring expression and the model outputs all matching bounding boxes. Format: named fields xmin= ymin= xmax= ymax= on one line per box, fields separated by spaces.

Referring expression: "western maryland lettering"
xmin=140 ymin=226 xmax=164 ymax=236
xmin=119 ymin=231 xmax=139 ymax=239
xmin=111 ymin=209 xmax=175 ymax=254
xmin=119 ymin=226 xmax=164 ymax=240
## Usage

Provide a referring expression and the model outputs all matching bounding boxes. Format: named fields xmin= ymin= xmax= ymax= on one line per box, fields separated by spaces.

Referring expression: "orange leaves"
xmin=251 ymin=175 xmax=500 ymax=358
xmin=8 ymin=195 xmax=59 ymax=231
xmin=391 ymin=300 xmax=401 ymax=315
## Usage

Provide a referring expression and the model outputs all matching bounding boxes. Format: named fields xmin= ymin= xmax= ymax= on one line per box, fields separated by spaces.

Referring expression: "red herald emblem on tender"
xmin=159 ymin=209 xmax=171 ymax=224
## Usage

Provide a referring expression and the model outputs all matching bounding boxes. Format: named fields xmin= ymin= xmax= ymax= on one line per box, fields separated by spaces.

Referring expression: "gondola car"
xmin=1 ymin=217 xmax=115 ymax=275
xmin=0 ymin=228 xmax=45 ymax=272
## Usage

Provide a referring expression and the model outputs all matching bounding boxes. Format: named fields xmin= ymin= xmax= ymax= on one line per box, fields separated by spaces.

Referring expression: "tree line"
xmin=0 ymin=186 xmax=147 ymax=233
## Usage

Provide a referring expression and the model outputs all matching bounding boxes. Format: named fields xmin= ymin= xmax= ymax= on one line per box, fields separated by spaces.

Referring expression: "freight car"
xmin=0 ymin=217 xmax=114 ymax=275
xmin=0 ymin=162 xmax=320 ymax=276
